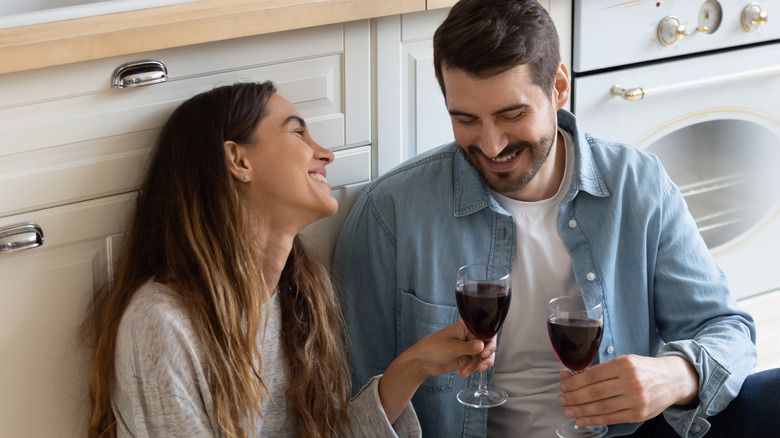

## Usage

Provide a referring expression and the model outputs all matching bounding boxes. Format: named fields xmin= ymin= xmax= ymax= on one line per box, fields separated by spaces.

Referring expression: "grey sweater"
xmin=112 ymin=281 xmax=421 ymax=437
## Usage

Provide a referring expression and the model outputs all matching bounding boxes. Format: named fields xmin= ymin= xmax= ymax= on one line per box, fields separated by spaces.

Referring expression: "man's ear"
xmin=224 ymin=140 xmax=251 ymax=182
xmin=553 ymin=62 xmax=570 ymax=110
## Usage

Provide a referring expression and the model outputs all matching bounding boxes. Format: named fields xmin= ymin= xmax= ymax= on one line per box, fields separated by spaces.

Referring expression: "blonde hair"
xmin=83 ymin=82 xmax=350 ymax=437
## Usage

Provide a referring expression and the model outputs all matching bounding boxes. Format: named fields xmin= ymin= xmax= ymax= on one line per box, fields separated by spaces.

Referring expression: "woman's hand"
xmin=378 ymin=320 xmax=496 ymax=423
xmin=556 ymin=354 xmax=699 ymax=428
xmin=410 ymin=319 xmax=497 ymax=378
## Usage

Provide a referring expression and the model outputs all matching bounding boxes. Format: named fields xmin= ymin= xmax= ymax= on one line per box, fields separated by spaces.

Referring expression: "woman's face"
xmin=241 ymin=93 xmax=338 ymax=232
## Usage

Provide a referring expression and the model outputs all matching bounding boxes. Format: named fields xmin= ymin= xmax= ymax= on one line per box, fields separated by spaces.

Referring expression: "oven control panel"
xmin=573 ymin=0 xmax=780 ymax=73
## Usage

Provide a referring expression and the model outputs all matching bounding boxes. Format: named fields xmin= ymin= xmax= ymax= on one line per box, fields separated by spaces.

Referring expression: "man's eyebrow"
xmin=283 ymin=115 xmax=306 ymax=127
xmin=448 ymin=103 xmax=529 ymax=118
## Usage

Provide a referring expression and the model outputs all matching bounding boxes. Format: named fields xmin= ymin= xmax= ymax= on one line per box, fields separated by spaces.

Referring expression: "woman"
xmin=83 ymin=81 xmax=495 ymax=438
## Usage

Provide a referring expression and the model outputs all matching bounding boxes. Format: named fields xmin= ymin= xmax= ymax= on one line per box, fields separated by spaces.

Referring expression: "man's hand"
xmin=557 ymin=355 xmax=699 ymax=427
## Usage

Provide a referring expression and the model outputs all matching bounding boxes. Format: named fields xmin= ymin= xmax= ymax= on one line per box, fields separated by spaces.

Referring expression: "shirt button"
xmin=568 ymin=219 xmax=577 ymax=228
xmin=586 ymin=272 xmax=596 ymax=281
xmin=692 ymin=424 xmax=702 ymax=433
xmin=606 ymin=346 xmax=614 ymax=354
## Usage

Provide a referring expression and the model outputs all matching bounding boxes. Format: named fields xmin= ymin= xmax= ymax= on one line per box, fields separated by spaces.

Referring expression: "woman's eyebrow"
xmin=283 ymin=115 xmax=306 ymax=128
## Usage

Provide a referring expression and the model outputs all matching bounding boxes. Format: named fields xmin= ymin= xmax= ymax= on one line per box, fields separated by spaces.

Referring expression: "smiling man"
xmin=334 ymin=0 xmax=778 ymax=437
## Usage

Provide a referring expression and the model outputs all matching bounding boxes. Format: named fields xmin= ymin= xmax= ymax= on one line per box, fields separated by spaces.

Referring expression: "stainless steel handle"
xmin=0 ymin=223 xmax=44 ymax=254
xmin=111 ymin=59 xmax=168 ymax=88
xmin=610 ymin=65 xmax=780 ymax=101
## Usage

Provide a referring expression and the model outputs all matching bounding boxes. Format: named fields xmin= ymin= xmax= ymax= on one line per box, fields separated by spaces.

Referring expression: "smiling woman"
xmin=224 ymin=93 xmax=339 ymax=237
xmin=81 ymin=80 xmax=496 ymax=438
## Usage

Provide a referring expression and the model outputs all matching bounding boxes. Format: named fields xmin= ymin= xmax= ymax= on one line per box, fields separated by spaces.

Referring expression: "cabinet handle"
xmin=111 ymin=60 xmax=168 ymax=88
xmin=610 ymin=64 xmax=780 ymax=101
xmin=0 ymin=223 xmax=44 ymax=254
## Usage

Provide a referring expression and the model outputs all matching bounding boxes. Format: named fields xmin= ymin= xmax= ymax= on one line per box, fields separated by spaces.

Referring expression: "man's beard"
xmin=462 ymin=132 xmax=556 ymax=196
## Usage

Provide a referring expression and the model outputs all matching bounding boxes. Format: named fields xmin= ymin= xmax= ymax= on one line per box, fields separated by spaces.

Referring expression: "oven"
xmin=571 ymin=0 xmax=780 ymax=302
xmin=570 ymin=0 xmax=780 ymax=369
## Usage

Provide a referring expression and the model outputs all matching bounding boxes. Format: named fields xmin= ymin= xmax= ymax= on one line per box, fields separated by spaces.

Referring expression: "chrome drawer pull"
xmin=111 ymin=60 xmax=168 ymax=88
xmin=0 ymin=223 xmax=44 ymax=254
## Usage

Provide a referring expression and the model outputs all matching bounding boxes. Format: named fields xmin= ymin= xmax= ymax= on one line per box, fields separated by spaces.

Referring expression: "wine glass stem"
xmin=477 ymin=370 xmax=487 ymax=393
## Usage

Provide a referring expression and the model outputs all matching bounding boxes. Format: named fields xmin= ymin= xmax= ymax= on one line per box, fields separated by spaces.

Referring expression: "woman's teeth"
xmin=490 ymin=150 xmax=518 ymax=163
xmin=309 ymin=173 xmax=328 ymax=183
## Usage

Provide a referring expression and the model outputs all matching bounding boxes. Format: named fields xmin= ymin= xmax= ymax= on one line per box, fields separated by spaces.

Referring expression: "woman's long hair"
xmin=83 ymin=81 xmax=350 ymax=438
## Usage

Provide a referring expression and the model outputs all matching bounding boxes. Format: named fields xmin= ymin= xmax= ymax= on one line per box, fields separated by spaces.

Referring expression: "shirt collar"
xmin=557 ymin=109 xmax=610 ymax=202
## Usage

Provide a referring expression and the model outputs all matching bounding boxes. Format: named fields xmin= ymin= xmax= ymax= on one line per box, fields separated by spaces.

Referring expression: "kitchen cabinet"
xmin=0 ymin=20 xmax=370 ymax=437
xmin=0 ymin=194 xmax=133 ymax=436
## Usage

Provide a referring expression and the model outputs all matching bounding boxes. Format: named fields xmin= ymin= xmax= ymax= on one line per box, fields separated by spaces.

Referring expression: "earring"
xmin=243 ymin=175 xmax=249 ymax=181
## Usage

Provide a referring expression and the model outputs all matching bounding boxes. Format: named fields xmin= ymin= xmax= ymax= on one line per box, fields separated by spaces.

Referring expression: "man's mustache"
xmin=466 ymin=140 xmax=532 ymax=160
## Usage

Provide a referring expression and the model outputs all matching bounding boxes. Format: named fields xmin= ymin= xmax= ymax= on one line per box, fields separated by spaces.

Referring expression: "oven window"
xmin=644 ymin=119 xmax=780 ymax=249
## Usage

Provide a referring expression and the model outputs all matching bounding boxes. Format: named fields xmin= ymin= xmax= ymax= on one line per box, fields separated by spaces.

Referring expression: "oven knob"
xmin=657 ymin=16 xmax=690 ymax=46
xmin=742 ymin=3 xmax=768 ymax=32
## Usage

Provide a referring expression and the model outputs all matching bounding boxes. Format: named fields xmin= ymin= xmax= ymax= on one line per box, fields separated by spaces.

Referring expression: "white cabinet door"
xmin=375 ymin=9 xmax=452 ymax=176
xmin=0 ymin=193 xmax=135 ymax=438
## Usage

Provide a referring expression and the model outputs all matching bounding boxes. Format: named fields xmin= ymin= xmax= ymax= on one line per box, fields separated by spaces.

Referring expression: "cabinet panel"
xmin=0 ymin=56 xmax=344 ymax=157
xmin=0 ymin=21 xmax=371 ymax=218
xmin=0 ymin=131 xmax=153 ymax=218
xmin=376 ymin=10 xmax=452 ymax=175
xmin=0 ymin=193 xmax=135 ymax=438
xmin=301 ymin=181 xmax=367 ymax=265
xmin=410 ymin=43 xmax=453 ymax=156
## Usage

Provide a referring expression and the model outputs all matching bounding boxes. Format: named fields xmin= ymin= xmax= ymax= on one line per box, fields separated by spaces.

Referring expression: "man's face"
xmin=442 ymin=64 xmax=568 ymax=201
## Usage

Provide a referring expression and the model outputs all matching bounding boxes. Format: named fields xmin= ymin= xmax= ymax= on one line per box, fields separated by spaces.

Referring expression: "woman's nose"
xmin=312 ymin=141 xmax=334 ymax=164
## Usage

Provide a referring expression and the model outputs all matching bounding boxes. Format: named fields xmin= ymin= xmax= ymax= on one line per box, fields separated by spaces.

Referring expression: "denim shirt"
xmin=333 ymin=109 xmax=757 ymax=438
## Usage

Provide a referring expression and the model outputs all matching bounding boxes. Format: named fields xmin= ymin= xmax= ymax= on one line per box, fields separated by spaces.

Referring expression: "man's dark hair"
xmin=433 ymin=0 xmax=561 ymax=97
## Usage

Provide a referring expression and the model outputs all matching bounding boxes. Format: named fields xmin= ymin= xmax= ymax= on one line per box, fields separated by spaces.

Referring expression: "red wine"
xmin=547 ymin=317 xmax=603 ymax=372
xmin=456 ymin=284 xmax=511 ymax=341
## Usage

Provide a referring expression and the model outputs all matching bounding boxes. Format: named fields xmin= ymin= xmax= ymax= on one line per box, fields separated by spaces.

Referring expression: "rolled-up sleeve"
xmin=343 ymin=376 xmax=421 ymax=438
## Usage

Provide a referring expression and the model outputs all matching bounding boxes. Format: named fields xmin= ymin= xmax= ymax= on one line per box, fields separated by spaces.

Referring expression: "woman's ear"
xmin=224 ymin=140 xmax=251 ymax=182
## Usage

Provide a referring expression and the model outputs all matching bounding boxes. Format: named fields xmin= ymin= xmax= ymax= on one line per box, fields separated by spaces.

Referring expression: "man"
xmin=334 ymin=0 xmax=777 ymax=436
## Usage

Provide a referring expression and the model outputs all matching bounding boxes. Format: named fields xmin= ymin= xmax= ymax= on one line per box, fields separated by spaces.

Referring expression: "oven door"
xmin=572 ymin=42 xmax=780 ymax=300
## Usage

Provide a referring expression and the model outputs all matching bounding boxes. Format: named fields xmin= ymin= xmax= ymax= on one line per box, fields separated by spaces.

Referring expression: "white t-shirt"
xmin=486 ymin=129 xmax=578 ymax=437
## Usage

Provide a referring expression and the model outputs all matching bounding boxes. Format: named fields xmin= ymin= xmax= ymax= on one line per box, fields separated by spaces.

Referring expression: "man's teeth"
xmin=490 ymin=150 xmax=518 ymax=163
xmin=310 ymin=173 xmax=328 ymax=183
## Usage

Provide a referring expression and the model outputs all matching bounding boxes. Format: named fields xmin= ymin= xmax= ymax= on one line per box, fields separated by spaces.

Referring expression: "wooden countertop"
xmin=0 ymin=0 xmax=455 ymax=75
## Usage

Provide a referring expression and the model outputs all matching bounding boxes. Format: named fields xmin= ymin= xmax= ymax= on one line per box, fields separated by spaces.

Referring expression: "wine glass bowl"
xmin=547 ymin=294 xmax=608 ymax=438
xmin=455 ymin=264 xmax=512 ymax=408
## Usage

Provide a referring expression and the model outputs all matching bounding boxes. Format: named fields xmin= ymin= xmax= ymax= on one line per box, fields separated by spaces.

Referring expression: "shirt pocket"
xmin=397 ymin=289 xmax=460 ymax=393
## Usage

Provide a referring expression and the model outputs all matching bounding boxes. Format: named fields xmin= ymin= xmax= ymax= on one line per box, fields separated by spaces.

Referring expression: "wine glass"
xmin=455 ymin=264 xmax=512 ymax=408
xmin=547 ymin=294 xmax=608 ymax=438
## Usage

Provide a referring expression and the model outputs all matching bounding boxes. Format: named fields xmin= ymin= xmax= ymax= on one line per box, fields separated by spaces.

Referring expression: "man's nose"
xmin=479 ymin=122 xmax=508 ymax=158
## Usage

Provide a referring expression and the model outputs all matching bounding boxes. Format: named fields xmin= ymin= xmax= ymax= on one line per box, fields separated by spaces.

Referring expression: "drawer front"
xmin=0 ymin=21 xmax=370 ymax=218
